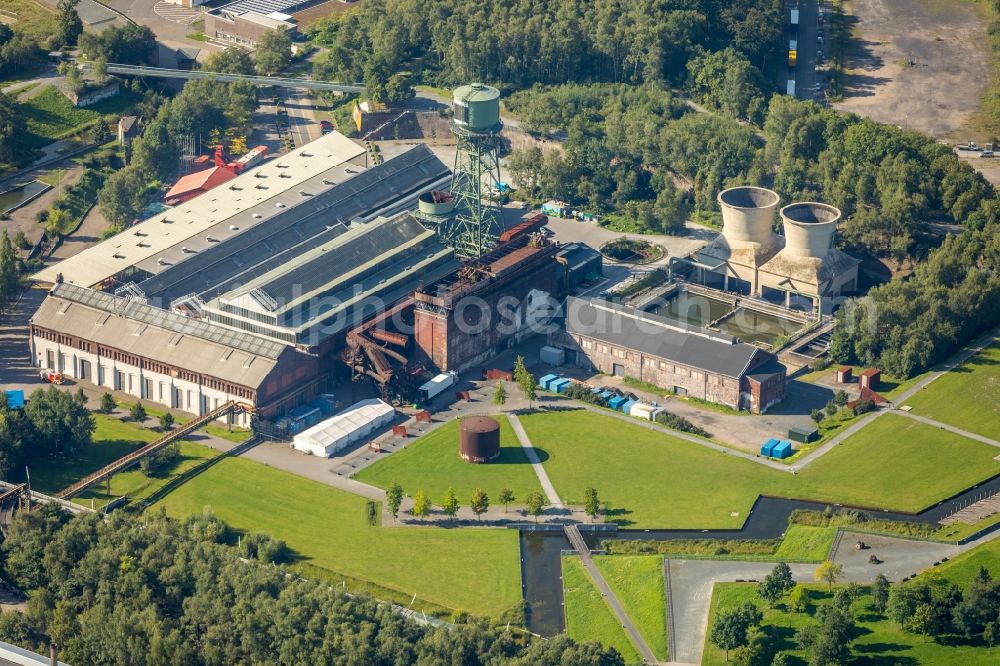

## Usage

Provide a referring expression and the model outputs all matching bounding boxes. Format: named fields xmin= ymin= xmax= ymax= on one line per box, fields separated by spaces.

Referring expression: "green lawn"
xmin=154 ymin=455 xmax=522 ymax=617
xmin=562 ymin=556 xmax=641 ymax=664
xmin=519 ymin=410 xmax=1000 ymax=528
xmin=354 ymin=416 xmax=543 ymax=507
xmin=702 ymin=583 xmax=999 ymax=666
xmin=73 ymin=441 xmax=221 ymax=509
xmin=919 ymin=537 xmax=1000 ymax=590
xmin=593 ymin=556 xmax=669 ymax=661
xmin=604 ymin=525 xmax=835 ymax=563
xmin=773 ymin=525 xmax=837 ymax=561
xmin=20 ymin=86 xmax=137 ymax=150
xmin=28 ymin=413 xmax=158 ymax=494
xmin=903 ymin=340 xmax=1000 ymax=440
xmin=934 ymin=512 xmax=1000 ymax=543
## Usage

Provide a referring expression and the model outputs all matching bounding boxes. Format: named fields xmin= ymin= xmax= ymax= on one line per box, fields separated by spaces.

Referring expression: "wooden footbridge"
xmin=57 ymin=401 xmax=252 ymax=500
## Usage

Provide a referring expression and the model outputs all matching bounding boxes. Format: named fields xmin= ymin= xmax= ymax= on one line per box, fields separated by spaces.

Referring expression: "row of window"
xmin=578 ymin=335 xmax=734 ymax=387
xmin=35 ymin=328 xmax=256 ymax=401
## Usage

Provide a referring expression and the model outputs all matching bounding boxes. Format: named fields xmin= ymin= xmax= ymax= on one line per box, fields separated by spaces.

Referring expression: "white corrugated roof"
xmin=32 ymin=131 xmax=365 ymax=288
xmin=294 ymin=399 xmax=394 ymax=450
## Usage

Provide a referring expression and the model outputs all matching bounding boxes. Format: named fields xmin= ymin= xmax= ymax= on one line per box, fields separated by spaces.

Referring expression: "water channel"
xmin=0 ymin=181 xmax=49 ymax=214
xmin=521 ymin=473 xmax=1000 ymax=636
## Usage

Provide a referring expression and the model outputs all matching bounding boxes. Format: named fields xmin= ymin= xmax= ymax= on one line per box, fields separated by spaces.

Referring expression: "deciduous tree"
xmin=470 ymin=488 xmax=489 ymax=521
xmin=498 ymin=487 xmax=515 ymax=512
xmin=441 ymin=487 xmax=459 ymax=519
xmin=411 ymin=490 xmax=430 ymax=521
xmin=814 ymin=561 xmax=843 ymax=592
xmin=386 ymin=482 xmax=403 ymax=522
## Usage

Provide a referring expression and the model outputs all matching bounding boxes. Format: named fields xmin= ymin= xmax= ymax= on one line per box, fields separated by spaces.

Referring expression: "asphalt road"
xmin=668 ymin=530 xmax=996 ymax=664
xmin=792 ymin=0 xmax=821 ymax=100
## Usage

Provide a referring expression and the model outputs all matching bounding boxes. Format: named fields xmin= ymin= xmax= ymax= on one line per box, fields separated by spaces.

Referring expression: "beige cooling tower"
xmin=779 ymin=202 xmax=842 ymax=258
xmin=717 ymin=186 xmax=780 ymax=245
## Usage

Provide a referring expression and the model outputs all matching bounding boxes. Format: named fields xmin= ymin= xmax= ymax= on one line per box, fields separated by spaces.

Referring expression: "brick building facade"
xmin=551 ymin=297 xmax=786 ymax=413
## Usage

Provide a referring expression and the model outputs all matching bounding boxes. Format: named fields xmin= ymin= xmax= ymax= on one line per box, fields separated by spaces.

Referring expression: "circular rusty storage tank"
xmin=460 ymin=416 xmax=501 ymax=463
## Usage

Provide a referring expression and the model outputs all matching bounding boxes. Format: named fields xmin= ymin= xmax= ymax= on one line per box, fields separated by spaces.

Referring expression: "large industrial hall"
xmin=26 ymin=86 xmax=602 ymax=423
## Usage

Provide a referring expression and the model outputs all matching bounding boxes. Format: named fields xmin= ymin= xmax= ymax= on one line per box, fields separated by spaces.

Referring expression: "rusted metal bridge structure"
xmin=57 ymin=400 xmax=252 ymax=500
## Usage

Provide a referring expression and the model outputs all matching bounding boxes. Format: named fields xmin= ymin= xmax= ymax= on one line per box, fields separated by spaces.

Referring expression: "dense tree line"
xmin=308 ymin=0 xmax=783 ymax=92
xmin=0 ymin=508 xmax=624 ymax=665
xmin=98 ymin=52 xmax=259 ymax=228
xmin=0 ymin=231 xmax=19 ymax=317
xmin=0 ymin=387 xmax=95 ymax=481
xmin=829 ymin=221 xmax=1000 ymax=377
xmin=78 ymin=24 xmax=156 ymax=66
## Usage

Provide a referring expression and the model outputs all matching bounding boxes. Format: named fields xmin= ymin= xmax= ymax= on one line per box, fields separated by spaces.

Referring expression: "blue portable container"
xmin=607 ymin=395 xmax=627 ymax=410
xmin=551 ymin=378 xmax=571 ymax=393
xmin=539 ymin=374 xmax=559 ymax=390
xmin=3 ymin=390 xmax=24 ymax=409
xmin=620 ymin=399 xmax=637 ymax=414
xmin=760 ymin=437 xmax=779 ymax=457
xmin=772 ymin=440 xmax=794 ymax=459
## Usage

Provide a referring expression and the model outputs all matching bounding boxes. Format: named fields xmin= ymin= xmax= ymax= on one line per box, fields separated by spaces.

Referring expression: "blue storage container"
xmin=608 ymin=395 xmax=627 ymax=410
xmin=772 ymin=440 xmax=794 ymax=459
xmin=3 ymin=390 xmax=24 ymax=409
xmin=620 ymin=399 xmax=637 ymax=414
xmin=539 ymin=374 xmax=559 ymax=390
xmin=760 ymin=437 xmax=779 ymax=457
xmin=551 ymin=378 xmax=571 ymax=393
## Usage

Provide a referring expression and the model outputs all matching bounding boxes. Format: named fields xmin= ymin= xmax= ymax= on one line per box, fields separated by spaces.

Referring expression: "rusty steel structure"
xmin=343 ymin=298 xmax=427 ymax=404
xmin=413 ymin=220 xmax=560 ymax=372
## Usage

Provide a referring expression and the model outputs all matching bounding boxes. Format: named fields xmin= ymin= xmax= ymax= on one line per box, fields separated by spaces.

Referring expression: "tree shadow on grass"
xmin=950 ymin=355 xmax=999 ymax=373
xmin=602 ymin=507 xmax=634 ymax=527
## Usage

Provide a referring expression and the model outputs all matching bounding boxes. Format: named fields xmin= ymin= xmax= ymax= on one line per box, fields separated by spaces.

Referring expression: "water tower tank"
xmin=718 ymin=186 xmax=780 ymax=245
xmin=452 ymin=83 xmax=502 ymax=134
xmin=779 ymin=202 xmax=841 ymax=258
xmin=459 ymin=416 xmax=501 ymax=463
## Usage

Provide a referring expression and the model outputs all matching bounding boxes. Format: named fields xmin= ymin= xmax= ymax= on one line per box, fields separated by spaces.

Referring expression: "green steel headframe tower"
xmin=441 ymin=83 xmax=505 ymax=258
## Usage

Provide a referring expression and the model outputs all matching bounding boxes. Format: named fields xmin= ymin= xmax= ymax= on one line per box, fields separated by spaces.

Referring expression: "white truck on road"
xmin=791 ymin=8 xmax=799 ymax=25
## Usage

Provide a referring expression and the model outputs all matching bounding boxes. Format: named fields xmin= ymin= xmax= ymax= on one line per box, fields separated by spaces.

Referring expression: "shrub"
xmin=853 ymin=399 xmax=876 ymax=416
xmin=139 ymin=442 xmax=180 ymax=475
xmin=655 ymin=410 xmax=712 ymax=438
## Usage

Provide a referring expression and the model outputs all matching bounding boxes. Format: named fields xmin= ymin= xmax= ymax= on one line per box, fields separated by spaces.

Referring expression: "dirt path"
xmin=833 ymin=0 xmax=992 ymax=138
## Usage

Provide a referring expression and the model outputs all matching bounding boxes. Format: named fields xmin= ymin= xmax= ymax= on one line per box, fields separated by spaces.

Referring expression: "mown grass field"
xmin=354 ymin=416 xmax=543 ymax=506
xmin=773 ymin=525 xmax=837 ymax=561
xmin=702 ymin=582 xmax=999 ymax=666
xmin=593 ymin=556 xmax=668 ymax=661
xmin=154 ymin=454 xmax=523 ymax=617
xmin=903 ymin=340 xmax=1000 ymax=440
xmin=921 ymin=536 xmax=1000 ymax=589
xmin=73 ymin=441 xmax=221 ymax=509
xmin=562 ymin=556 xmax=640 ymax=664
xmin=520 ymin=410 xmax=1000 ymax=528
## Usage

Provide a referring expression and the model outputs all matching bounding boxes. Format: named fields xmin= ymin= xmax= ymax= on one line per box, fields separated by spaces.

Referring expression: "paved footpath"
xmin=667 ymin=529 xmax=1000 ymax=665
xmin=894 ymin=410 xmax=1000 ymax=449
xmin=786 ymin=326 xmax=1000 ymax=473
xmin=565 ymin=524 xmax=661 ymax=665
xmin=508 ymin=412 xmax=564 ymax=507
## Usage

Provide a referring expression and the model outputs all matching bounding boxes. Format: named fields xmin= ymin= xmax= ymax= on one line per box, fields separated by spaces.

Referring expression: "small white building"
xmin=292 ymin=399 xmax=395 ymax=457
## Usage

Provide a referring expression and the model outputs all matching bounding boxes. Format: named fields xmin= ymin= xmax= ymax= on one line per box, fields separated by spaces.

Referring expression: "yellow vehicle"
xmin=788 ymin=50 xmax=797 ymax=67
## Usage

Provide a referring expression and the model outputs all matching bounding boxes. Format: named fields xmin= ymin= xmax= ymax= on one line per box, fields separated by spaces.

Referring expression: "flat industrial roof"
xmin=32 ymin=131 xmax=365 ymax=288
xmin=135 ymin=144 xmax=450 ymax=306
